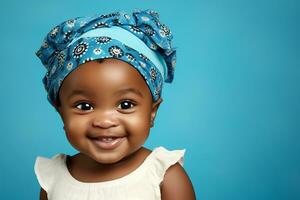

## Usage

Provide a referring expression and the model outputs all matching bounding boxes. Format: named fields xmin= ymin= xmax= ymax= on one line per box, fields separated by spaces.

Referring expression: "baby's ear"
xmin=53 ymin=98 xmax=62 ymax=113
xmin=150 ymin=98 xmax=163 ymax=126
xmin=55 ymin=106 xmax=65 ymax=124
xmin=54 ymin=104 xmax=61 ymax=113
xmin=54 ymin=104 xmax=63 ymax=117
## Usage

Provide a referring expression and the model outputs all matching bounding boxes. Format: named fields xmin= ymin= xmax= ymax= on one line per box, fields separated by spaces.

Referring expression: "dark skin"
xmin=40 ymin=58 xmax=196 ymax=200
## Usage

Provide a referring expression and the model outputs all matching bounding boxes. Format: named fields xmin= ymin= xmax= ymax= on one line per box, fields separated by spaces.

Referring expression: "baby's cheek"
xmin=126 ymin=114 xmax=151 ymax=134
xmin=63 ymin=117 xmax=89 ymax=149
xmin=64 ymin=116 xmax=89 ymax=135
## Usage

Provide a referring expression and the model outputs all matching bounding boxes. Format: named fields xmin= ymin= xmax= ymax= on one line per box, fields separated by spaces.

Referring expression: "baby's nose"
xmin=92 ymin=111 xmax=118 ymax=129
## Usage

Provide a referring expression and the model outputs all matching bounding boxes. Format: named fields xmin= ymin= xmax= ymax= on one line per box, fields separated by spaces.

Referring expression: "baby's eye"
xmin=75 ymin=102 xmax=94 ymax=111
xmin=117 ymin=100 xmax=135 ymax=110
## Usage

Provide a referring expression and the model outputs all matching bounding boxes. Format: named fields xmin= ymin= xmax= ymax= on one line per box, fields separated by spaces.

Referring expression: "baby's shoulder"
xmin=153 ymin=147 xmax=195 ymax=199
xmin=34 ymin=153 xmax=66 ymax=193
xmin=144 ymin=146 xmax=186 ymax=182
xmin=160 ymin=162 xmax=196 ymax=200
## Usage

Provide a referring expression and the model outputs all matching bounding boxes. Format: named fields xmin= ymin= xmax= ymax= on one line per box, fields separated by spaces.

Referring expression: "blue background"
xmin=0 ymin=0 xmax=299 ymax=199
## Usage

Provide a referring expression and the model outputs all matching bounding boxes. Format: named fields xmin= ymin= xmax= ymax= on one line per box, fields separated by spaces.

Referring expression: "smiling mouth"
xmin=88 ymin=136 xmax=126 ymax=150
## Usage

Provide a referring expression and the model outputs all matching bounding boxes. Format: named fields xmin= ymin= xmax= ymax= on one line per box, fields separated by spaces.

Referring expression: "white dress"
xmin=34 ymin=146 xmax=185 ymax=200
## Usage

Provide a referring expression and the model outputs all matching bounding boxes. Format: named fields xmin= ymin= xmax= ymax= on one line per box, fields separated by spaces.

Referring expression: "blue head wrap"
xmin=36 ymin=9 xmax=176 ymax=107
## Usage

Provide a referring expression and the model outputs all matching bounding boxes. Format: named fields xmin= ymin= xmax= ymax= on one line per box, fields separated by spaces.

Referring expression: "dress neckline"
xmin=60 ymin=147 xmax=158 ymax=188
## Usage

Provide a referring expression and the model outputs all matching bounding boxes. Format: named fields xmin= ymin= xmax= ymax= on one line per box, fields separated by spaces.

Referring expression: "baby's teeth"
xmin=101 ymin=137 xmax=114 ymax=142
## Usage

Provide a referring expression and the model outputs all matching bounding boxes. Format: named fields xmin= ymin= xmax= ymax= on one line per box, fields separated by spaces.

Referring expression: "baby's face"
xmin=56 ymin=58 xmax=162 ymax=164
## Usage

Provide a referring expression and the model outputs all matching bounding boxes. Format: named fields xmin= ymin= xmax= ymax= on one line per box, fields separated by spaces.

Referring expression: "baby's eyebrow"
xmin=67 ymin=88 xmax=143 ymax=99
xmin=67 ymin=89 xmax=90 ymax=99
xmin=114 ymin=88 xmax=143 ymax=98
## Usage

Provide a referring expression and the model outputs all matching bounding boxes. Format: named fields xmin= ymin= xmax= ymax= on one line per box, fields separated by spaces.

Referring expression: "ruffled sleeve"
xmin=34 ymin=154 xmax=64 ymax=193
xmin=149 ymin=146 xmax=186 ymax=186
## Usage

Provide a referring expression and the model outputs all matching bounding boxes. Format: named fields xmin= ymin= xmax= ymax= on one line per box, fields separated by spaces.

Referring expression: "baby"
xmin=35 ymin=9 xmax=196 ymax=200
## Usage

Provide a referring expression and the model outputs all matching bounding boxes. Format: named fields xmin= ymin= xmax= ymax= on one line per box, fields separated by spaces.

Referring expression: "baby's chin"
xmin=93 ymin=154 xmax=126 ymax=165
xmin=87 ymin=148 xmax=132 ymax=165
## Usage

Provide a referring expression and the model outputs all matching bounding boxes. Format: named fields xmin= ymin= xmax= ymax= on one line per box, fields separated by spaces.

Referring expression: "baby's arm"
xmin=161 ymin=163 xmax=196 ymax=200
xmin=40 ymin=188 xmax=48 ymax=200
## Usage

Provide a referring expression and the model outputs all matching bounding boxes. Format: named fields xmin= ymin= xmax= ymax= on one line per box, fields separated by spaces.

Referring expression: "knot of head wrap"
xmin=36 ymin=9 xmax=176 ymax=107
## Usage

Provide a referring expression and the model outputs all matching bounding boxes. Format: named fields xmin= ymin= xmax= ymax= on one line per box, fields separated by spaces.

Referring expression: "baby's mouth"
xmin=88 ymin=136 xmax=126 ymax=150
xmin=94 ymin=136 xmax=120 ymax=143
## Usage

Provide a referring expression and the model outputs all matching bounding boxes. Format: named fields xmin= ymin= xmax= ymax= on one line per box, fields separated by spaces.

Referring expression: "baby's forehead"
xmin=62 ymin=59 xmax=146 ymax=85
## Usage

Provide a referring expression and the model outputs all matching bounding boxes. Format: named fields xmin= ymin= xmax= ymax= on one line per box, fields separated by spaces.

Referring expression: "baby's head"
xmin=36 ymin=10 xmax=176 ymax=163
